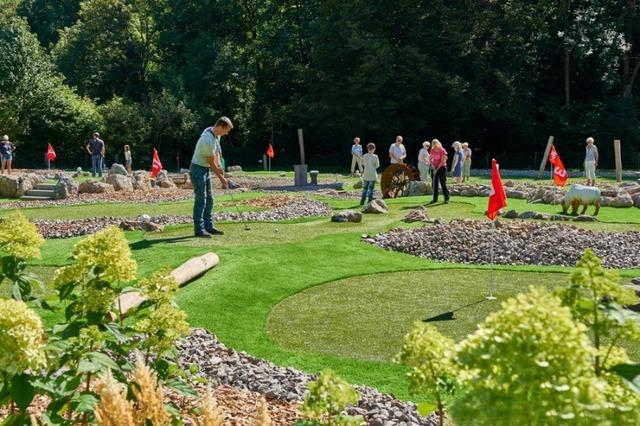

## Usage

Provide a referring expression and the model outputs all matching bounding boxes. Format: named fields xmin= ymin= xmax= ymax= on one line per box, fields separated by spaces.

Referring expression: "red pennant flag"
xmin=486 ymin=158 xmax=507 ymax=220
xmin=266 ymin=144 xmax=275 ymax=159
xmin=548 ymin=145 xmax=568 ymax=187
xmin=46 ymin=144 xmax=56 ymax=161
xmin=151 ymin=148 xmax=163 ymax=178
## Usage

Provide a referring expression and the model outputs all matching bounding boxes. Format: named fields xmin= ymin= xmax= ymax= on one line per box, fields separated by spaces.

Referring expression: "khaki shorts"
xmin=584 ymin=161 xmax=596 ymax=180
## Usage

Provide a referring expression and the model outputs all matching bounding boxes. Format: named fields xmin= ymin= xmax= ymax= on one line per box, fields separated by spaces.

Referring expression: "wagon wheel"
xmin=381 ymin=164 xmax=416 ymax=198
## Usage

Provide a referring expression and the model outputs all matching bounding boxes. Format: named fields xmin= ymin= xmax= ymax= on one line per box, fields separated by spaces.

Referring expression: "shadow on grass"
xmin=129 ymin=236 xmax=194 ymax=250
xmin=423 ymin=299 xmax=487 ymax=322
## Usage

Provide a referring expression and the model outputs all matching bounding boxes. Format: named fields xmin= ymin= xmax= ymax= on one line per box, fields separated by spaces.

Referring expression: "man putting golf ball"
xmin=190 ymin=116 xmax=233 ymax=238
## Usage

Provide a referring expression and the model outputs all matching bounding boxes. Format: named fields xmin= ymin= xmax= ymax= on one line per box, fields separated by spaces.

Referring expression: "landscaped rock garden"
xmin=178 ymin=328 xmax=431 ymax=425
xmin=32 ymin=197 xmax=332 ymax=238
xmin=364 ymin=220 xmax=640 ymax=268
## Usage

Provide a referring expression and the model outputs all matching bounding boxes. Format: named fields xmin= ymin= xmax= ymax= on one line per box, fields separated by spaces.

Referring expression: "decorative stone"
xmin=574 ymin=215 xmax=597 ymax=222
xmin=610 ymin=192 xmax=633 ymax=208
xmin=503 ymin=209 xmax=519 ymax=219
xmin=110 ymin=163 xmax=128 ymax=176
xmin=54 ymin=176 xmax=79 ymax=199
xmin=331 ymin=210 xmax=362 ymax=223
xmin=402 ymin=207 xmax=429 ymax=223
xmin=78 ymin=180 xmax=114 ymax=194
xmin=105 ymin=174 xmax=134 ymax=192
xmin=0 ymin=173 xmax=45 ymax=198
xmin=403 ymin=181 xmax=430 ymax=197
xmin=353 ymin=180 xmax=363 ymax=189
xmin=362 ymin=199 xmax=388 ymax=214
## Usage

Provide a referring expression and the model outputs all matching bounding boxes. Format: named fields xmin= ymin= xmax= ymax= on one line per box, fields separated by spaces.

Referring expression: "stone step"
xmin=34 ymin=183 xmax=56 ymax=190
xmin=19 ymin=195 xmax=53 ymax=201
xmin=25 ymin=189 xmax=55 ymax=198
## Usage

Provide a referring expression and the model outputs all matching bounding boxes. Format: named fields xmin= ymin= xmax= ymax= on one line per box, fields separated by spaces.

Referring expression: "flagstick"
xmin=487 ymin=220 xmax=497 ymax=300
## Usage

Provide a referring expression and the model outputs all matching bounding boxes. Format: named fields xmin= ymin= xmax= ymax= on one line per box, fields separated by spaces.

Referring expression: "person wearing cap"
xmin=389 ymin=135 xmax=406 ymax=164
xmin=417 ymin=141 xmax=431 ymax=181
xmin=0 ymin=135 xmax=16 ymax=175
xmin=450 ymin=141 xmax=464 ymax=184
xmin=584 ymin=137 xmax=599 ymax=186
xmin=86 ymin=132 xmax=105 ymax=177
xmin=190 ymin=116 xmax=232 ymax=238
xmin=462 ymin=142 xmax=472 ymax=182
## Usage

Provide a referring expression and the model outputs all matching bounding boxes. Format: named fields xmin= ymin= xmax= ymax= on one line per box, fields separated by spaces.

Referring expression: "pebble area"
xmin=179 ymin=329 xmax=435 ymax=426
xmin=363 ymin=220 xmax=640 ymax=268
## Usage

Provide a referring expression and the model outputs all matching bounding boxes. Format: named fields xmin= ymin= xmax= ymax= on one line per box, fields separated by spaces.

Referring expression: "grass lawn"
xmin=3 ymin=186 xmax=639 ymax=404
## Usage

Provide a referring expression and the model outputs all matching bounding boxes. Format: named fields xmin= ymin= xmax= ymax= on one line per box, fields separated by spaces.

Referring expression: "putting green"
xmin=267 ymin=270 xmax=577 ymax=361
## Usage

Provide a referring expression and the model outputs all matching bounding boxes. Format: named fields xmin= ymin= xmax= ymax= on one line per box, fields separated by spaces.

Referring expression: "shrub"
xmin=298 ymin=369 xmax=363 ymax=426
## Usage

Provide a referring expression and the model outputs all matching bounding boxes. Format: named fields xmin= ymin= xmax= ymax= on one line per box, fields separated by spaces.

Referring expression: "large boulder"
xmin=132 ymin=171 xmax=151 ymax=191
xmin=0 ymin=173 xmax=44 ymax=198
xmin=404 ymin=181 xmax=431 ymax=197
xmin=610 ymin=192 xmax=633 ymax=208
xmin=331 ymin=210 xmax=362 ymax=223
xmin=110 ymin=163 xmax=128 ymax=176
xmin=402 ymin=206 xmax=430 ymax=223
xmin=506 ymin=189 xmax=528 ymax=199
xmin=79 ymin=180 xmax=114 ymax=194
xmin=460 ymin=187 xmax=479 ymax=197
xmin=54 ymin=176 xmax=79 ymax=199
xmin=155 ymin=170 xmax=176 ymax=188
xmin=633 ymin=193 xmax=640 ymax=208
xmin=362 ymin=199 xmax=388 ymax=214
xmin=105 ymin=174 xmax=134 ymax=192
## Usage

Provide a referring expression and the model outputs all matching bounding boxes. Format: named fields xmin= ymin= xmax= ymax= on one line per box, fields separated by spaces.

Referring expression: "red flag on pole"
xmin=548 ymin=145 xmax=568 ymax=187
xmin=486 ymin=158 xmax=507 ymax=220
xmin=47 ymin=144 xmax=56 ymax=161
xmin=151 ymin=148 xmax=163 ymax=178
xmin=266 ymin=144 xmax=275 ymax=159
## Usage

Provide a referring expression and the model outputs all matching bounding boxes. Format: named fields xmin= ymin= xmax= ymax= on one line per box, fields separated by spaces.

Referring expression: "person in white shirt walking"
xmin=350 ymin=137 xmax=364 ymax=176
xmin=418 ymin=140 xmax=431 ymax=181
xmin=124 ymin=145 xmax=132 ymax=175
xmin=389 ymin=135 xmax=406 ymax=164
xmin=584 ymin=137 xmax=599 ymax=186
xmin=360 ymin=143 xmax=380 ymax=205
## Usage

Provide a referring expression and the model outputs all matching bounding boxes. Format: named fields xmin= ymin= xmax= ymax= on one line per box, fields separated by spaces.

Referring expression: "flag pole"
xmin=487 ymin=219 xmax=497 ymax=300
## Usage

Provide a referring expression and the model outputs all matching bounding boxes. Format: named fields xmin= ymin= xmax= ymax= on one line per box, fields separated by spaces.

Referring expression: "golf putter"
xmin=227 ymin=180 xmax=250 ymax=231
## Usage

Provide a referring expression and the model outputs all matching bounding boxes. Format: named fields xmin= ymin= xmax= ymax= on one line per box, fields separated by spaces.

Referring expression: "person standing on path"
xmin=190 ymin=116 xmax=233 ymax=238
xmin=584 ymin=137 xmax=599 ymax=186
xmin=428 ymin=139 xmax=449 ymax=204
xmin=418 ymin=141 xmax=431 ymax=182
xmin=389 ymin=135 xmax=406 ymax=164
xmin=86 ymin=132 xmax=105 ymax=177
xmin=360 ymin=143 xmax=380 ymax=205
xmin=124 ymin=145 xmax=132 ymax=175
xmin=1 ymin=135 xmax=16 ymax=175
xmin=451 ymin=141 xmax=464 ymax=184
xmin=462 ymin=142 xmax=472 ymax=182
xmin=350 ymin=137 xmax=364 ymax=176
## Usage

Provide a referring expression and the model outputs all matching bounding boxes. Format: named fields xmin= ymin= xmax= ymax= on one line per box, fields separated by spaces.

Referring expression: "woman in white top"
xmin=417 ymin=141 xmax=431 ymax=181
xmin=360 ymin=143 xmax=380 ymax=205
xmin=124 ymin=145 xmax=132 ymax=175
xmin=389 ymin=135 xmax=406 ymax=164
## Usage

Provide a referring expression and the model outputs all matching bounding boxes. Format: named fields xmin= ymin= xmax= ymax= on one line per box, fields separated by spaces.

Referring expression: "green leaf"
xmin=72 ymin=392 xmax=99 ymax=413
xmin=164 ymin=378 xmax=198 ymax=397
xmin=10 ymin=374 xmax=35 ymax=412
xmin=0 ymin=412 xmax=30 ymax=426
xmin=610 ymin=363 xmax=640 ymax=394
xmin=84 ymin=352 xmax=120 ymax=371
xmin=103 ymin=322 xmax=128 ymax=344
xmin=53 ymin=372 xmax=83 ymax=396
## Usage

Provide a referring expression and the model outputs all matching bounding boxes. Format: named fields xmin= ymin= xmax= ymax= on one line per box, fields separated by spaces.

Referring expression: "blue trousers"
xmin=91 ymin=155 xmax=103 ymax=177
xmin=190 ymin=163 xmax=214 ymax=234
xmin=360 ymin=180 xmax=376 ymax=205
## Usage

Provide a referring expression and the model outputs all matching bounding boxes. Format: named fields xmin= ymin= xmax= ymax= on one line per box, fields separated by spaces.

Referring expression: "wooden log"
xmin=115 ymin=252 xmax=219 ymax=316
xmin=614 ymin=139 xmax=622 ymax=182
xmin=538 ymin=136 xmax=554 ymax=179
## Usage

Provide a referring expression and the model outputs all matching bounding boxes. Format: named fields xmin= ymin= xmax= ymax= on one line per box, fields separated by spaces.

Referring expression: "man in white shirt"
xmin=389 ymin=135 xmax=406 ymax=164
xmin=350 ymin=137 xmax=364 ymax=175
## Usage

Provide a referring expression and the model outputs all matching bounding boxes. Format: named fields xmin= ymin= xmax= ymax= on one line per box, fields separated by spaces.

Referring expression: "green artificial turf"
xmin=4 ymin=186 xmax=640 ymax=405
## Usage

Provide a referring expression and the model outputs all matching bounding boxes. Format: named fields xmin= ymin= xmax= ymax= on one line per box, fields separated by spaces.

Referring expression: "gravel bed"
xmin=363 ymin=220 xmax=640 ymax=268
xmin=179 ymin=328 xmax=431 ymax=426
xmin=34 ymin=198 xmax=332 ymax=239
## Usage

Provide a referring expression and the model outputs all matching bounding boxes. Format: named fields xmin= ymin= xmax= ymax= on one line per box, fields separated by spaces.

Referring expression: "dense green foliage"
xmin=2 ymin=1 xmax=640 ymax=169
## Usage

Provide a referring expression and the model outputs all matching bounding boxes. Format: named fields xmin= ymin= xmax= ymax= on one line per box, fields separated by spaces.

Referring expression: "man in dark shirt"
xmin=86 ymin=132 xmax=105 ymax=177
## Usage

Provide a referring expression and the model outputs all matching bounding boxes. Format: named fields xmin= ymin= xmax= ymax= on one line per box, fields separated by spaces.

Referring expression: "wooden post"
xmin=297 ymin=128 xmax=306 ymax=165
xmin=614 ymin=139 xmax=622 ymax=182
xmin=538 ymin=136 xmax=554 ymax=178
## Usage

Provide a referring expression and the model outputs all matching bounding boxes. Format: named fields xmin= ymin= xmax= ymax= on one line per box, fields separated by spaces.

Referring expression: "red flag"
xmin=266 ymin=144 xmax=275 ymax=159
xmin=151 ymin=148 xmax=163 ymax=178
xmin=47 ymin=144 xmax=56 ymax=161
xmin=548 ymin=145 xmax=568 ymax=187
xmin=486 ymin=158 xmax=507 ymax=220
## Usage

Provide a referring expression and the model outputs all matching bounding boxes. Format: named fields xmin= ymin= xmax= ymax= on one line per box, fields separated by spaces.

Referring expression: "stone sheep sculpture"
xmin=561 ymin=184 xmax=601 ymax=216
